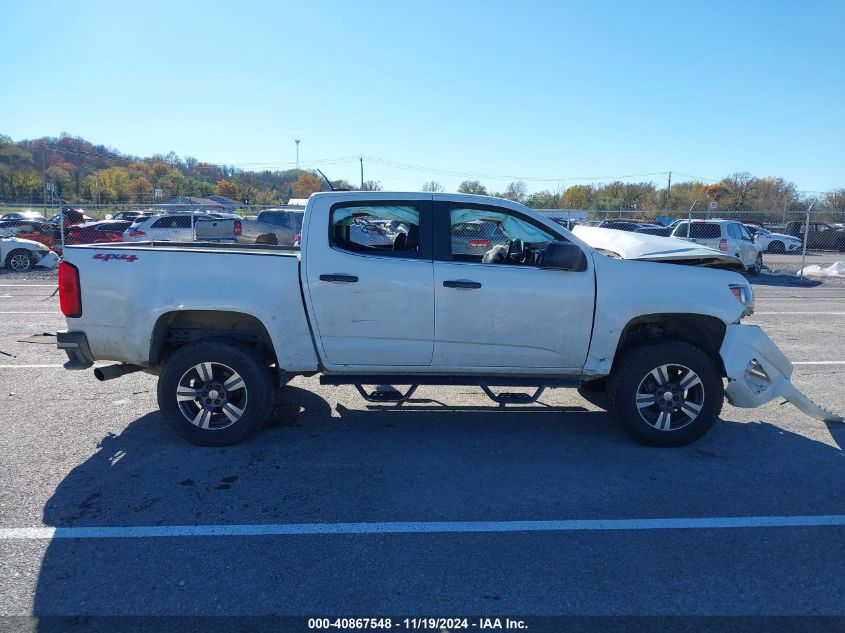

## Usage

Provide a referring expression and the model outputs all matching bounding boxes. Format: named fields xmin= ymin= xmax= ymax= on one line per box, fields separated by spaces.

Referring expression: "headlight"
xmin=730 ymin=284 xmax=754 ymax=316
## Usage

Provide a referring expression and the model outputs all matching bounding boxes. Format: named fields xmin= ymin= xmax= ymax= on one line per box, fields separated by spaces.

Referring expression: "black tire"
xmin=577 ymin=377 xmax=608 ymax=410
xmin=256 ymin=233 xmax=278 ymax=245
xmin=608 ymin=341 xmax=723 ymax=447
xmin=767 ymin=240 xmax=784 ymax=254
xmin=5 ymin=249 xmax=35 ymax=272
xmin=157 ymin=341 xmax=274 ymax=446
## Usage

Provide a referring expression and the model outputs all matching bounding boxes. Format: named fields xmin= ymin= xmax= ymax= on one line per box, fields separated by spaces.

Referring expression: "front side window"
xmin=738 ymin=224 xmax=753 ymax=240
xmin=330 ymin=205 xmax=421 ymax=257
xmin=449 ymin=208 xmax=555 ymax=266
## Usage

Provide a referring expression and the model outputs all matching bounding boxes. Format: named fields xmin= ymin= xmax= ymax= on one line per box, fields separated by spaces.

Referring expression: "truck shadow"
xmin=31 ymin=385 xmax=844 ymax=617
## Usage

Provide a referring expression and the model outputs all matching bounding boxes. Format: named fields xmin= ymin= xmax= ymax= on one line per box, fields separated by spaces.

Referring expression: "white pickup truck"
xmin=56 ymin=192 xmax=841 ymax=446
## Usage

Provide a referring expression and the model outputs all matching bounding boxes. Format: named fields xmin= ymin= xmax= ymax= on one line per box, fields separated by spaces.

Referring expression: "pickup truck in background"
xmin=783 ymin=221 xmax=845 ymax=251
xmin=194 ymin=208 xmax=301 ymax=245
xmin=56 ymin=192 xmax=841 ymax=447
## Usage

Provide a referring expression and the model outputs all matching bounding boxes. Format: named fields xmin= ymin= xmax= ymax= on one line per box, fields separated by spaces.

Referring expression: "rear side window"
xmin=152 ymin=216 xmax=191 ymax=229
xmin=258 ymin=211 xmax=304 ymax=232
xmin=726 ymin=223 xmax=741 ymax=239
xmin=677 ymin=222 xmax=721 ymax=239
xmin=330 ymin=205 xmax=421 ymax=258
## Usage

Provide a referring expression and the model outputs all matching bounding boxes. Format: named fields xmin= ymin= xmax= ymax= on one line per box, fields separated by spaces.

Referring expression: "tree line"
xmin=1 ymin=134 xmax=842 ymax=218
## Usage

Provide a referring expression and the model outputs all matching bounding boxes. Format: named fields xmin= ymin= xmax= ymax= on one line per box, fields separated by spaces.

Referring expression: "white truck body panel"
xmin=64 ymin=245 xmax=318 ymax=372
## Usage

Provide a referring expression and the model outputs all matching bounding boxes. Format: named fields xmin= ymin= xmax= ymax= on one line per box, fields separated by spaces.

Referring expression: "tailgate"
xmin=195 ymin=218 xmax=237 ymax=242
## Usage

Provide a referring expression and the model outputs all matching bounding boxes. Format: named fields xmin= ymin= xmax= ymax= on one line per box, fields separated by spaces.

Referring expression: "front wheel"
xmin=157 ymin=341 xmax=274 ymax=446
xmin=767 ymin=241 xmax=784 ymax=254
xmin=5 ymin=249 xmax=35 ymax=272
xmin=608 ymin=341 xmax=723 ymax=447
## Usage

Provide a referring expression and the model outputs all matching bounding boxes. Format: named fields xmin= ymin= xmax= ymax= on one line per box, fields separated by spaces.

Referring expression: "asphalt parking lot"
xmin=0 ymin=269 xmax=843 ymax=623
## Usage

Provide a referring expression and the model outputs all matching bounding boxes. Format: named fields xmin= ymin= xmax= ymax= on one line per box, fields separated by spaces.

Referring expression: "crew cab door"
xmin=303 ymin=198 xmax=435 ymax=368
xmin=430 ymin=200 xmax=595 ymax=373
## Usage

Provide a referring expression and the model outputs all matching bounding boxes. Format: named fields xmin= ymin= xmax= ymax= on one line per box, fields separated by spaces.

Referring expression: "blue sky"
xmin=1 ymin=0 xmax=843 ymax=193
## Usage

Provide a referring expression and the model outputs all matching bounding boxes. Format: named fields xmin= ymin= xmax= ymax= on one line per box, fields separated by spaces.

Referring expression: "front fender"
xmin=720 ymin=324 xmax=842 ymax=422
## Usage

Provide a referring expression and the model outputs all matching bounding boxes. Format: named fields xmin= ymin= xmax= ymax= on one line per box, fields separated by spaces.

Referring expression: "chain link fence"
xmin=2 ymin=201 xmax=844 ymax=279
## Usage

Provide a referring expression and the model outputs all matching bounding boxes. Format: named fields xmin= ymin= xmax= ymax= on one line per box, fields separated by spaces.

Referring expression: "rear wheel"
xmin=608 ymin=341 xmax=723 ymax=447
xmin=5 ymin=249 xmax=35 ymax=272
xmin=767 ymin=240 xmax=784 ymax=254
xmin=157 ymin=341 xmax=274 ymax=446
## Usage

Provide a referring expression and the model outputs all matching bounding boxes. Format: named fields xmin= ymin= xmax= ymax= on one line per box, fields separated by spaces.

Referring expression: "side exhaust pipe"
xmin=94 ymin=364 xmax=143 ymax=381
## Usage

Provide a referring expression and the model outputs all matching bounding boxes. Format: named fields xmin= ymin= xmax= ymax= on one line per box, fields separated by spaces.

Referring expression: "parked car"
xmin=1 ymin=211 xmax=47 ymax=222
xmin=194 ymin=212 xmax=297 ymax=245
xmin=108 ymin=211 xmax=153 ymax=222
xmin=57 ymin=191 xmax=840 ymax=449
xmin=743 ymin=224 xmax=802 ymax=253
xmin=65 ymin=221 xmax=133 ymax=246
xmin=0 ymin=219 xmax=60 ymax=251
xmin=450 ymin=220 xmax=509 ymax=256
xmin=635 ymin=225 xmax=673 ymax=237
xmin=123 ymin=213 xmax=235 ymax=242
xmin=671 ymin=220 xmax=763 ymax=274
xmin=49 ymin=209 xmax=93 ymax=226
xmin=783 ymin=221 xmax=845 ymax=251
xmin=599 ymin=220 xmax=663 ymax=232
xmin=1 ymin=235 xmax=53 ymax=271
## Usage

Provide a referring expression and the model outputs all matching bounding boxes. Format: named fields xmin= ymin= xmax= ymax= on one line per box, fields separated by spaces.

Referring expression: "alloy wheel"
xmin=176 ymin=361 xmax=248 ymax=430
xmin=635 ymin=363 xmax=705 ymax=432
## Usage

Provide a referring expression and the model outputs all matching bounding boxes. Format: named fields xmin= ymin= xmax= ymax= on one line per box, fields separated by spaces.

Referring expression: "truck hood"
xmin=572 ymin=226 xmax=745 ymax=271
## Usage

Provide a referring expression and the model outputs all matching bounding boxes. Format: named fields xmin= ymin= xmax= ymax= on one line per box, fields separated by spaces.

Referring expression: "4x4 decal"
xmin=92 ymin=253 xmax=137 ymax=263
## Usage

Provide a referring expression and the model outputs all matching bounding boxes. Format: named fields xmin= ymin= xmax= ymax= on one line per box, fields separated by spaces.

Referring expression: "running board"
xmin=320 ymin=374 xmax=580 ymax=407
xmin=319 ymin=375 xmax=580 ymax=387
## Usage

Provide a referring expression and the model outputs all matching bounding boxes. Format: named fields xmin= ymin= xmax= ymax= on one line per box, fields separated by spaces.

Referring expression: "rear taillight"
xmin=58 ymin=261 xmax=82 ymax=318
xmin=719 ymin=239 xmax=728 ymax=251
xmin=469 ymin=239 xmax=491 ymax=247
xmin=129 ymin=230 xmax=146 ymax=238
xmin=234 ymin=219 xmax=242 ymax=236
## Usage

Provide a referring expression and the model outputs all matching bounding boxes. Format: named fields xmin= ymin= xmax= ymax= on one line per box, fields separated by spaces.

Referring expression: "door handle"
xmin=319 ymin=274 xmax=358 ymax=283
xmin=443 ymin=280 xmax=482 ymax=289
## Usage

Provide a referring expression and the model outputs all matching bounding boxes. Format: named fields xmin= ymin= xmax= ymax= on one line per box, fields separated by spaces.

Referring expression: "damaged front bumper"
xmin=720 ymin=324 xmax=843 ymax=423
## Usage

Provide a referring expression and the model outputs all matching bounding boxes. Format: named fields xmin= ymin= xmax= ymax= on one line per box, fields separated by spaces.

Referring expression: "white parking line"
xmin=1 ymin=515 xmax=844 ymax=540
xmin=792 ymin=361 xmax=845 ymax=365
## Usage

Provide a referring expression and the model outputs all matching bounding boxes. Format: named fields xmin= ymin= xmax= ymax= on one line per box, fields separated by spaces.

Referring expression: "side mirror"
xmin=543 ymin=241 xmax=587 ymax=271
xmin=104 ymin=214 xmax=113 ymax=220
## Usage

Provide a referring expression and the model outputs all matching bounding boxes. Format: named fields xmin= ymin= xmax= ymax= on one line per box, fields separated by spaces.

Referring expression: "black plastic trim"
xmin=56 ymin=330 xmax=95 ymax=369
xmin=319 ymin=374 xmax=581 ymax=387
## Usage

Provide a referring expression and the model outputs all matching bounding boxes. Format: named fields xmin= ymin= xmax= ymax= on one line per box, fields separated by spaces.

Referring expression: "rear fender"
xmin=720 ymin=324 xmax=842 ymax=423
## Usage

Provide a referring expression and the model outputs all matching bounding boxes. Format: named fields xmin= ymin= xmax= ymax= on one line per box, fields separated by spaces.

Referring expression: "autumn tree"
xmin=457 ymin=180 xmax=487 ymax=195
xmin=214 ymin=179 xmax=240 ymax=199
xmin=291 ymin=172 xmax=323 ymax=198
xmin=421 ymin=180 xmax=444 ymax=192
xmin=560 ymin=185 xmax=593 ymax=209
xmin=824 ymin=189 xmax=845 ymax=213
xmin=361 ymin=180 xmax=383 ymax=191
xmin=503 ymin=180 xmax=527 ymax=203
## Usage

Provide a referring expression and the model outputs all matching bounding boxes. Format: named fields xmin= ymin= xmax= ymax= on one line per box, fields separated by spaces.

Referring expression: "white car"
xmin=744 ymin=224 xmax=803 ymax=254
xmin=0 ymin=235 xmax=54 ymax=272
xmin=671 ymin=220 xmax=763 ymax=274
xmin=56 ymin=191 xmax=841 ymax=449
xmin=123 ymin=212 xmax=240 ymax=242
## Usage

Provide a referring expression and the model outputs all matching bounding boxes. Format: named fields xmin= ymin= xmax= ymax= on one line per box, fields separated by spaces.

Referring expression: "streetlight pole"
xmin=360 ymin=156 xmax=364 ymax=190
xmin=295 ymin=139 xmax=300 ymax=170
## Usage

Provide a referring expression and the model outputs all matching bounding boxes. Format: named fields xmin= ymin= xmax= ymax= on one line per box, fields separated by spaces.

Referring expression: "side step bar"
xmin=320 ymin=374 xmax=581 ymax=406
xmin=319 ymin=375 xmax=581 ymax=387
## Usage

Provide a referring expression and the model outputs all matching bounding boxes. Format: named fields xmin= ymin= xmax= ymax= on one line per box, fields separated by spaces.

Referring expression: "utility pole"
xmin=360 ymin=156 xmax=364 ymax=190
xmin=665 ymin=171 xmax=672 ymax=213
xmin=41 ymin=146 xmax=47 ymax=209
xmin=295 ymin=139 xmax=300 ymax=170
